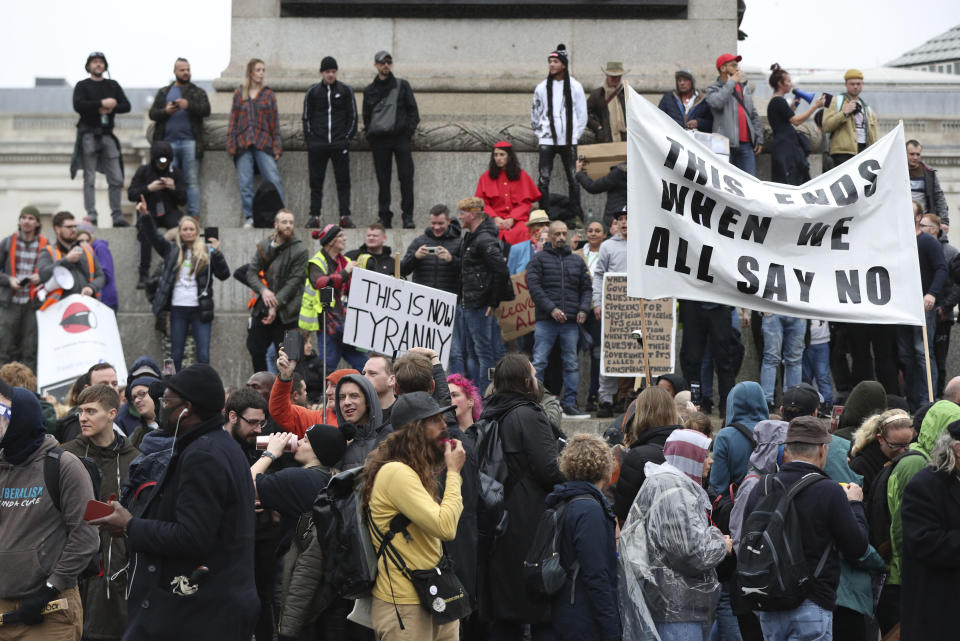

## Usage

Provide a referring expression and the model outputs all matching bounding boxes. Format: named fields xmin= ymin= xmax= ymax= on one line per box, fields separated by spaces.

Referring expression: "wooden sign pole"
xmin=638 ymin=299 xmax=653 ymax=385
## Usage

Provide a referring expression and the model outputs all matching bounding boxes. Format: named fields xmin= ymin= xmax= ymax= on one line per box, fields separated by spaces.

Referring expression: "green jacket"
xmin=822 ymin=93 xmax=879 ymax=156
xmin=246 ymin=236 xmax=310 ymax=326
xmin=887 ymin=400 xmax=960 ymax=585
xmin=62 ymin=433 xmax=140 ymax=639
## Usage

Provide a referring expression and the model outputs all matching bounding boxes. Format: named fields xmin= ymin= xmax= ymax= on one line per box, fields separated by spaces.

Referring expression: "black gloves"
xmin=16 ymin=584 xmax=60 ymax=625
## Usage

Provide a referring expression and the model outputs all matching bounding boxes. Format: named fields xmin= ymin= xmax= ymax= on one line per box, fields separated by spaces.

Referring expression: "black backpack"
xmin=735 ymin=472 xmax=829 ymax=611
xmin=864 ymin=449 xmax=926 ymax=562
xmin=522 ymin=494 xmax=596 ymax=602
xmin=44 ymin=447 xmax=103 ymax=578
xmin=470 ymin=412 xmax=512 ymax=538
xmin=311 ymin=467 xmax=378 ymax=599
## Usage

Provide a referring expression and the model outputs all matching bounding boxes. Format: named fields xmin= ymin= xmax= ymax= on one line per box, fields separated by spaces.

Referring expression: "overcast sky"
xmin=1 ymin=0 xmax=959 ymax=87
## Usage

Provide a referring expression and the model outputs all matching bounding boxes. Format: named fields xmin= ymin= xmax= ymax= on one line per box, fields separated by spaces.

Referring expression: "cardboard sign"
xmin=496 ymin=272 xmax=537 ymax=341
xmin=579 ymin=142 xmax=627 ymax=180
xmin=36 ymin=294 xmax=128 ymax=398
xmin=600 ymin=273 xmax=676 ymax=377
xmin=343 ymin=268 xmax=458 ymax=368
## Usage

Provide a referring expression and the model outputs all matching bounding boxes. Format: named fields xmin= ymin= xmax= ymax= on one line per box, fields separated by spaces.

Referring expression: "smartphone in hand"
xmin=83 ymin=499 xmax=115 ymax=521
xmin=282 ymin=329 xmax=304 ymax=362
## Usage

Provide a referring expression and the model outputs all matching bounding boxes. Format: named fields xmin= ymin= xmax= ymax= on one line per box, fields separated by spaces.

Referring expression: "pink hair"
xmin=447 ymin=373 xmax=483 ymax=421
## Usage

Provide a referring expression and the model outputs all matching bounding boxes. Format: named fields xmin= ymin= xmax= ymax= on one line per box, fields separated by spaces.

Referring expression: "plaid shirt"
xmin=9 ymin=233 xmax=43 ymax=304
xmin=226 ymin=87 xmax=282 ymax=157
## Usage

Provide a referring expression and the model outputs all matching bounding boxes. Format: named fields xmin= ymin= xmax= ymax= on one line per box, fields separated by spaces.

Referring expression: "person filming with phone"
xmin=140 ymin=211 xmax=229 ymax=372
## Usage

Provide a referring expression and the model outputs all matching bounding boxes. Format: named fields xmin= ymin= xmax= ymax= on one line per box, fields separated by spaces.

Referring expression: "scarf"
xmin=604 ymin=83 xmax=626 ymax=141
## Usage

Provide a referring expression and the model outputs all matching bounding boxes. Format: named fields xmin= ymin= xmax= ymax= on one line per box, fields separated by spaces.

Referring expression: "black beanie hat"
xmin=306 ymin=423 xmax=351 ymax=467
xmin=320 ymin=56 xmax=338 ymax=72
xmin=164 ymin=364 xmax=225 ymax=417
xmin=0 ymin=388 xmax=46 ymax=465
xmin=548 ymin=44 xmax=569 ymax=68
xmin=318 ymin=224 xmax=341 ymax=247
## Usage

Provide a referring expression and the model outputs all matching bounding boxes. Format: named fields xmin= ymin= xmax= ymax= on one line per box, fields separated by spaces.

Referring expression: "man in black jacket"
xmin=400 ymin=204 xmax=461 ymax=293
xmin=363 ymin=50 xmax=419 ymax=229
xmin=457 ymin=197 xmax=512 ymax=393
xmin=72 ymin=52 xmax=130 ymax=228
xmin=148 ymin=58 xmax=211 ymax=218
xmin=129 ymin=141 xmax=186 ymax=288
xmin=304 ymin=56 xmax=357 ymax=230
xmin=344 ymin=223 xmax=396 ymax=277
xmin=91 ymin=364 xmax=259 ymax=641
xmin=574 ymin=158 xmax=626 ymax=229
xmin=526 ymin=221 xmax=592 ymax=418
xmin=741 ymin=416 xmax=868 ymax=640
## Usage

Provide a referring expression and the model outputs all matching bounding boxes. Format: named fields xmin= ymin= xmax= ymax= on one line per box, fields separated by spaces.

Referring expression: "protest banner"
xmin=496 ymin=272 xmax=536 ymax=341
xmin=600 ymin=273 xmax=676 ymax=377
xmin=36 ymin=294 xmax=128 ymax=399
xmin=624 ymin=85 xmax=924 ymax=326
xmin=343 ymin=268 xmax=458 ymax=368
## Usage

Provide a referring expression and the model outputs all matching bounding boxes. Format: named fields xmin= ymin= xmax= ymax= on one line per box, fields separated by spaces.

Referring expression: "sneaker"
xmin=243 ymin=219 xmax=254 ymax=230
xmin=596 ymin=402 xmax=613 ymax=418
xmin=402 ymin=216 xmax=415 ymax=229
xmin=340 ymin=216 xmax=356 ymax=229
xmin=585 ymin=399 xmax=597 ymax=412
xmin=83 ymin=215 xmax=97 ymax=227
xmin=306 ymin=215 xmax=321 ymax=229
xmin=111 ymin=217 xmax=130 ymax=228
xmin=562 ymin=404 xmax=590 ymax=419
xmin=136 ymin=273 xmax=148 ymax=290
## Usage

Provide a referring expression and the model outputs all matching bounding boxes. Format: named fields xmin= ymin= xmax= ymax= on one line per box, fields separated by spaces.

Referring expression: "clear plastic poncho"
xmin=619 ymin=462 xmax=726 ymax=627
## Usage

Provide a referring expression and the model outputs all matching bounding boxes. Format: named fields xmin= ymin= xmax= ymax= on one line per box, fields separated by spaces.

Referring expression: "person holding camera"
xmin=139 ymin=207 xmax=229 ymax=372
xmin=128 ymin=141 xmax=187 ymax=290
xmin=299 ymin=223 xmax=368 ymax=372
xmin=822 ymin=69 xmax=878 ymax=167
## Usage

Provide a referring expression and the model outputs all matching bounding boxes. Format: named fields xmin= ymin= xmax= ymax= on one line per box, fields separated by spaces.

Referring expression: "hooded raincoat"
xmin=709 ymin=382 xmax=769 ymax=494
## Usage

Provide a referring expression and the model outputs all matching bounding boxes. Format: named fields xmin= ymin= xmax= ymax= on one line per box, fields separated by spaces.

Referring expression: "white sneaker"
xmin=243 ymin=220 xmax=254 ymax=229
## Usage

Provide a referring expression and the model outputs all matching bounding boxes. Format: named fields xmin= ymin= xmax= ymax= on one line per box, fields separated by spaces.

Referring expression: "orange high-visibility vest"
xmin=5 ymin=234 xmax=49 ymax=301
xmin=38 ymin=244 xmax=97 ymax=310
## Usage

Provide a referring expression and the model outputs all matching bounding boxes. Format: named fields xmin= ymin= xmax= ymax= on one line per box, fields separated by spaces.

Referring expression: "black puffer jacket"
xmin=400 ymin=219 xmax=462 ymax=294
xmin=459 ymin=217 xmax=513 ymax=310
xmin=526 ymin=243 xmax=592 ymax=321
xmin=481 ymin=393 xmax=565 ymax=623
xmin=344 ymin=244 xmax=396 ymax=278
xmin=302 ymin=80 xmax=357 ymax=149
xmin=127 ymin=141 xmax=187 ymax=219
xmin=143 ymin=214 xmax=230 ymax=316
xmin=612 ymin=424 xmax=682 ymax=522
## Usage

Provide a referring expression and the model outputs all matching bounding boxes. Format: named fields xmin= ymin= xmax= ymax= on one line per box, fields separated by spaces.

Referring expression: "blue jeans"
xmin=897 ymin=309 xmax=937 ymax=411
xmin=657 ymin=621 xmax=708 ymax=641
xmin=755 ymin=599 xmax=833 ymax=641
xmin=318 ymin=331 xmax=369 ymax=373
xmin=761 ymin=314 xmax=805 ymax=405
xmin=709 ymin=580 xmax=743 ymax=641
xmin=235 ymin=149 xmax=285 ymax=220
xmin=169 ymin=306 xmax=211 ymax=372
xmin=802 ymin=342 xmax=833 ymax=406
xmin=532 ymin=320 xmax=579 ymax=407
xmin=169 ymin=139 xmax=200 ymax=216
xmin=729 ymin=142 xmax=757 ymax=176
xmin=448 ymin=306 xmax=467 ymax=377
xmin=462 ymin=306 xmax=498 ymax=394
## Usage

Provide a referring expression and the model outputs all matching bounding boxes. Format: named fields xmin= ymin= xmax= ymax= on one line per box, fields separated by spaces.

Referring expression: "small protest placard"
xmin=344 ymin=268 xmax=458 ymax=368
xmin=496 ymin=272 xmax=536 ymax=342
xmin=600 ymin=273 xmax=676 ymax=377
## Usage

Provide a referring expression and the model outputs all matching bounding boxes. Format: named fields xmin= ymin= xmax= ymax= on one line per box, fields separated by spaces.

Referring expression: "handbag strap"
xmin=366 ymin=509 xmax=415 ymax=630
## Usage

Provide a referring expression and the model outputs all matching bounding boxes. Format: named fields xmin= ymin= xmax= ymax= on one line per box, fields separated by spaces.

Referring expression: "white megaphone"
xmin=37 ymin=266 xmax=75 ymax=302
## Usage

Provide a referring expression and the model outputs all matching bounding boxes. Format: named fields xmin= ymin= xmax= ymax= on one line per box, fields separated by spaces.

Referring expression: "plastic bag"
xmin=618 ymin=508 xmax=660 ymax=640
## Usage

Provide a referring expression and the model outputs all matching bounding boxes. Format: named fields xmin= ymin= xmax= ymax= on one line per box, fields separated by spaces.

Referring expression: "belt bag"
xmin=369 ymin=511 xmax=472 ymax=625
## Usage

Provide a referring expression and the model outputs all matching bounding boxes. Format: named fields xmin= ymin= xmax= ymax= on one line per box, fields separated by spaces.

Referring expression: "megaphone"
xmin=792 ymin=88 xmax=816 ymax=104
xmin=37 ymin=266 xmax=75 ymax=302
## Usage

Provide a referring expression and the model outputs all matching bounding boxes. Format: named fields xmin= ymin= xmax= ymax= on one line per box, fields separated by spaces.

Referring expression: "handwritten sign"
xmin=496 ymin=272 xmax=537 ymax=342
xmin=344 ymin=268 xmax=458 ymax=368
xmin=600 ymin=273 xmax=676 ymax=377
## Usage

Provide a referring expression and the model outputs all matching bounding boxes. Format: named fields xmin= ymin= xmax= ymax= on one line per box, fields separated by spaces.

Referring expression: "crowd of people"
xmin=0 ymin=43 xmax=957 ymax=641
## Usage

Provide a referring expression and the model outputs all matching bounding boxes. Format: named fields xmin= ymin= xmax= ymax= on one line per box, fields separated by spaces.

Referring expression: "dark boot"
xmin=306 ymin=215 xmax=321 ymax=229
xmin=379 ymin=212 xmax=393 ymax=229
xmin=339 ymin=216 xmax=356 ymax=229
xmin=112 ymin=215 xmax=130 ymax=228
xmin=596 ymin=401 xmax=613 ymax=419
xmin=402 ymin=214 xmax=415 ymax=229
xmin=136 ymin=272 xmax=148 ymax=290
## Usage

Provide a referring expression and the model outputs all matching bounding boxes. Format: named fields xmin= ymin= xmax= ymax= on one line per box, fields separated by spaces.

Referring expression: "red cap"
xmin=494 ymin=141 xmax=512 ymax=149
xmin=715 ymin=53 xmax=742 ymax=70
xmin=325 ymin=368 xmax=359 ymax=384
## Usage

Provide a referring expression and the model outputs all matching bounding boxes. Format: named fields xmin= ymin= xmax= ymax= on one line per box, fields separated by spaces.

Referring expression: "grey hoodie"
xmin=592 ymin=234 xmax=627 ymax=308
xmin=729 ymin=419 xmax=788 ymax=546
xmin=334 ymin=374 xmax=387 ymax=470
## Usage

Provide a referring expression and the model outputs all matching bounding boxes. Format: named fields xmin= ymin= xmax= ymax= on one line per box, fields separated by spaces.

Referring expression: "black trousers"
xmin=846 ymin=323 xmax=900 ymax=394
xmin=679 ymin=301 xmax=739 ymax=415
xmin=537 ymin=144 xmax=581 ymax=216
xmin=308 ymin=146 xmax=351 ymax=219
xmin=137 ymin=210 xmax=182 ymax=275
xmin=934 ymin=317 xmax=952 ymax=397
xmin=246 ymin=317 xmax=294 ymax=373
xmin=371 ymin=137 xmax=414 ymax=223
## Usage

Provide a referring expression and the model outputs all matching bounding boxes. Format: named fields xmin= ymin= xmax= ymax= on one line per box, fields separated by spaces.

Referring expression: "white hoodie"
xmin=530 ymin=76 xmax=588 ymax=146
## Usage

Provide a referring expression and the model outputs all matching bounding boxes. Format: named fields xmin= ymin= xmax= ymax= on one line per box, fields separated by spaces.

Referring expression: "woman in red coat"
xmin=475 ymin=141 xmax=541 ymax=245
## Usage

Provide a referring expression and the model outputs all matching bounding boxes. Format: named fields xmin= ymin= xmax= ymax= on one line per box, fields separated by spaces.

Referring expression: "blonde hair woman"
xmin=849 ymin=408 xmax=914 ymax=496
xmin=227 ymin=58 xmax=284 ymax=227
xmin=143 ymin=215 xmax=230 ymax=370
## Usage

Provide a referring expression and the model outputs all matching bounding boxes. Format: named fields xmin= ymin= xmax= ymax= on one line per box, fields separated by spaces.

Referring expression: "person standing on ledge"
xmin=586 ymin=61 xmax=628 ymax=143
xmin=822 ymin=69 xmax=878 ymax=168
xmin=363 ymin=50 xmax=420 ymax=230
xmin=705 ymin=53 xmax=763 ymax=176
xmin=531 ymin=44 xmax=587 ymax=220
xmin=72 ymin=51 xmax=131 ymax=228
xmin=303 ymin=56 xmax=357 ymax=230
